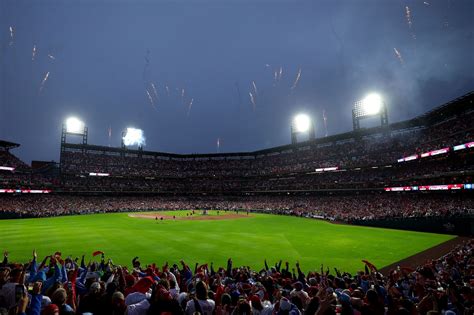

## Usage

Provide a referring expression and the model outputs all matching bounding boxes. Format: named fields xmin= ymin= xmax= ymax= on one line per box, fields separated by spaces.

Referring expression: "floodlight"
xmin=362 ymin=93 xmax=383 ymax=115
xmin=65 ymin=117 xmax=85 ymax=134
xmin=122 ymin=127 xmax=145 ymax=146
xmin=293 ymin=114 xmax=311 ymax=133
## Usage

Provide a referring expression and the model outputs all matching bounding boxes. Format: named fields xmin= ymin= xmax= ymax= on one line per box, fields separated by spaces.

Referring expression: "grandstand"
xmin=0 ymin=91 xmax=473 ymax=234
xmin=55 ymin=91 xmax=474 ymax=194
xmin=1 ymin=93 xmax=473 ymax=315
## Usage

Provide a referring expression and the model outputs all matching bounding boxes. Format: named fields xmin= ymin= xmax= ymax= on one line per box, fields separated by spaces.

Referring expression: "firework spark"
xmin=150 ymin=82 xmax=158 ymax=100
xmin=48 ymin=54 xmax=56 ymax=60
xmin=8 ymin=26 xmax=14 ymax=45
xmin=217 ymin=138 xmax=220 ymax=152
xmin=323 ymin=109 xmax=328 ymax=137
xmin=38 ymin=71 xmax=50 ymax=94
xmin=32 ymin=45 xmax=37 ymax=61
xmin=249 ymin=92 xmax=256 ymax=111
xmin=187 ymin=98 xmax=194 ymax=116
xmin=273 ymin=70 xmax=278 ymax=85
xmin=405 ymin=6 xmax=413 ymax=29
xmin=145 ymin=89 xmax=156 ymax=110
xmin=252 ymin=81 xmax=258 ymax=96
xmin=181 ymin=88 xmax=185 ymax=103
xmin=278 ymin=66 xmax=283 ymax=81
xmin=423 ymin=1 xmax=430 ymax=5
xmin=291 ymin=68 xmax=302 ymax=90
xmin=108 ymin=126 xmax=112 ymax=146
xmin=165 ymin=85 xmax=170 ymax=96
xmin=393 ymin=48 xmax=404 ymax=65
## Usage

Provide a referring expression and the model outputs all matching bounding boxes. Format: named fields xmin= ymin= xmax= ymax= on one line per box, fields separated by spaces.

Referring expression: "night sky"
xmin=0 ymin=0 xmax=473 ymax=163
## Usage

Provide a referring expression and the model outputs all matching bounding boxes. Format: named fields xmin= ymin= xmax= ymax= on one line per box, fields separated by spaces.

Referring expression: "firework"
xmin=278 ymin=66 xmax=283 ymax=81
xmin=249 ymin=92 xmax=256 ymax=111
xmin=108 ymin=126 xmax=112 ymax=146
xmin=393 ymin=48 xmax=404 ymax=65
xmin=323 ymin=109 xmax=328 ymax=137
xmin=252 ymin=81 xmax=258 ymax=96
xmin=150 ymin=82 xmax=158 ymax=100
xmin=48 ymin=54 xmax=56 ymax=60
xmin=217 ymin=138 xmax=220 ymax=152
xmin=265 ymin=64 xmax=271 ymax=68
xmin=423 ymin=1 xmax=430 ymax=5
xmin=273 ymin=70 xmax=278 ymax=85
xmin=291 ymin=68 xmax=302 ymax=90
xmin=32 ymin=45 xmax=37 ymax=61
xmin=187 ymin=98 xmax=194 ymax=116
xmin=145 ymin=89 xmax=156 ymax=110
xmin=405 ymin=6 xmax=412 ymax=29
xmin=181 ymin=88 xmax=185 ymax=103
xmin=38 ymin=71 xmax=50 ymax=94
xmin=165 ymin=85 xmax=170 ymax=96
xmin=8 ymin=26 xmax=13 ymax=45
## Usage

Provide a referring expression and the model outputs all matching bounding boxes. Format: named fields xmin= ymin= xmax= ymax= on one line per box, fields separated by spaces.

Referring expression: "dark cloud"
xmin=0 ymin=0 xmax=473 ymax=162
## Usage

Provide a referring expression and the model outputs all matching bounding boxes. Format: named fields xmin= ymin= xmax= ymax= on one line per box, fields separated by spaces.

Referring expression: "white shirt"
xmin=185 ymin=298 xmax=215 ymax=315
xmin=126 ymin=298 xmax=150 ymax=315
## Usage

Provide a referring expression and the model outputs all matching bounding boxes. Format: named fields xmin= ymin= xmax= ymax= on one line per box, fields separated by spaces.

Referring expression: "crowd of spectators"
xmin=0 ymin=151 xmax=29 ymax=170
xmin=59 ymin=110 xmax=474 ymax=179
xmin=1 ymin=105 xmax=472 ymax=194
xmin=0 ymin=194 xmax=472 ymax=221
xmin=0 ymin=240 xmax=472 ymax=315
xmin=56 ymin=109 xmax=473 ymax=193
xmin=58 ymin=153 xmax=474 ymax=193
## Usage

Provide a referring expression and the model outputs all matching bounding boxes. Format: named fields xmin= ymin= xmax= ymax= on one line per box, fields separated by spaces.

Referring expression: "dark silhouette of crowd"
xmin=1 ymin=240 xmax=473 ymax=315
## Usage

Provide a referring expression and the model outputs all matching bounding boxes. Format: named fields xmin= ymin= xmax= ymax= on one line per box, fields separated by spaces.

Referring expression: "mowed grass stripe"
xmin=0 ymin=212 xmax=454 ymax=273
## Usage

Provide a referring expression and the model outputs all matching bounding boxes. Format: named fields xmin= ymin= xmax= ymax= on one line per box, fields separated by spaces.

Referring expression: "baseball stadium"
xmin=1 ymin=1 xmax=474 ymax=314
xmin=1 ymin=90 xmax=473 ymax=314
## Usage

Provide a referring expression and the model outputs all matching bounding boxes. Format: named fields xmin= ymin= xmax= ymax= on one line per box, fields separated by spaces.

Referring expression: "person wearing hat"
xmin=41 ymin=304 xmax=59 ymax=315
xmin=185 ymin=281 xmax=215 ymax=315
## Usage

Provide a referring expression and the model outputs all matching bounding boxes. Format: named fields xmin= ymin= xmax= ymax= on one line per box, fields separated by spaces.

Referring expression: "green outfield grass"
xmin=0 ymin=211 xmax=455 ymax=273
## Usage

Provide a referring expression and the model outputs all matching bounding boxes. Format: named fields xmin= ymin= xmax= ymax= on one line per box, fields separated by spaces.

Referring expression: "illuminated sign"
xmin=397 ymin=155 xmax=419 ymax=163
xmin=420 ymin=147 xmax=449 ymax=158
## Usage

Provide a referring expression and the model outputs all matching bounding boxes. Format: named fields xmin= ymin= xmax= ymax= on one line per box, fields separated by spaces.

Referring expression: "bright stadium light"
xmin=293 ymin=114 xmax=311 ymax=133
xmin=65 ymin=117 xmax=85 ymax=134
xmin=122 ymin=127 xmax=145 ymax=147
xmin=362 ymin=93 xmax=383 ymax=115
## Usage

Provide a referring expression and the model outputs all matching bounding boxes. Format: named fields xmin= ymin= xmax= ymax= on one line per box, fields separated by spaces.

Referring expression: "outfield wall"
xmin=351 ymin=215 xmax=474 ymax=236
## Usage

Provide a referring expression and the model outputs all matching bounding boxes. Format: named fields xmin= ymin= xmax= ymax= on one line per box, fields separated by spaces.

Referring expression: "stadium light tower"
xmin=291 ymin=114 xmax=315 ymax=144
xmin=121 ymin=127 xmax=145 ymax=151
xmin=61 ymin=117 xmax=87 ymax=145
xmin=60 ymin=117 xmax=88 ymax=180
xmin=352 ymin=93 xmax=388 ymax=131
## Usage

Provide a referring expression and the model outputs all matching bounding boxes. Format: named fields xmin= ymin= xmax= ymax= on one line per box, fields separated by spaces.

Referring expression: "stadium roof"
xmin=0 ymin=140 xmax=20 ymax=150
